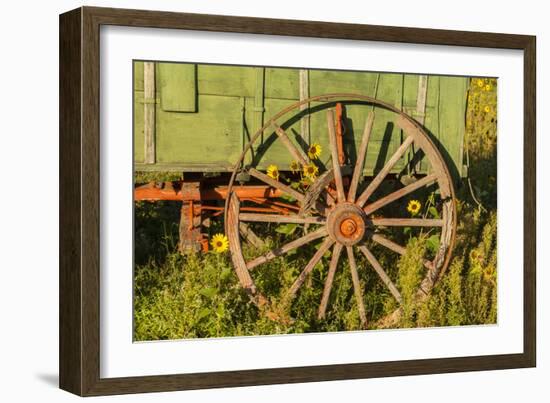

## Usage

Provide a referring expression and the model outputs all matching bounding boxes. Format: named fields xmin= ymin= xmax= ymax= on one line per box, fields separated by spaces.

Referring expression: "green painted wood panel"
xmin=158 ymin=63 xmax=196 ymax=112
xmin=134 ymin=90 xmax=145 ymax=163
xmin=133 ymin=62 xmax=468 ymax=177
xmin=154 ymin=94 xmax=243 ymax=168
xmin=198 ymin=65 xmax=256 ymax=97
xmin=264 ymin=68 xmax=300 ymax=100
xmin=437 ymin=76 xmax=468 ymax=181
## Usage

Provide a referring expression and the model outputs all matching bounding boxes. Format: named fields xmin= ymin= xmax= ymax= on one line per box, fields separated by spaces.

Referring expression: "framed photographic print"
xmin=59 ymin=6 xmax=536 ymax=396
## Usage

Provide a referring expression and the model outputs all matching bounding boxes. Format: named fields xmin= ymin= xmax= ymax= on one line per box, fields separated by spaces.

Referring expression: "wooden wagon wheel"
xmin=224 ymin=94 xmax=457 ymax=329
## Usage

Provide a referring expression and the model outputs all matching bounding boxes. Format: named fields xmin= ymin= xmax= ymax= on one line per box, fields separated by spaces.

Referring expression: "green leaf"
xmin=199 ymin=287 xmax=217 ymax=299
xmin=286 ymin=248 xmax=298 ymax=257
xmin=429 ymin=206 xmax=440 ymax=218
xmin=279 ymin=194 xmax=297 ymax=203
xmin=197 ymin=308 xmax=211 ymax=320
xmin=220 ymin=267 xmax=232 ymax=280
xmin=289 ymin=181 xmax=301 ymax=190
xmin=275 ymin=223 xmax=298 ymax=235
xmin=426 ymin=234 xmax=440 ymax=253
xmin=403 ymin=226 xmax=412 ymax=235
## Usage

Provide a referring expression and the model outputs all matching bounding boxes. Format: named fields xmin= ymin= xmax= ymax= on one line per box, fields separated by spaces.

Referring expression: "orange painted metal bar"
xmin=134 ymin=182 xmax=283 ymax=202
xmin=201 ymin=205 xmax=284 ymax=214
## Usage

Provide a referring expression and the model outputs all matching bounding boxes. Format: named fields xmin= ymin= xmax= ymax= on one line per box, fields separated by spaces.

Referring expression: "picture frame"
xmin=59 ymin=6 xmax=536 ymax=396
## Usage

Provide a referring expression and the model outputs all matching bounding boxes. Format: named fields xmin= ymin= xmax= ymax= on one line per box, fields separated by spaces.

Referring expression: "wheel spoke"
xmin=286 ymin=237 xmax=334 ymax=301
xmin=247 ymin=227 xmax=328 ymax=270
xmin=358 ymin=244 xmax=402 ymax=304
xmin=248 ymin=168 xmax=305 ymax=203
xmin=363 ymin=173 xmax=438 ymax=215
xmin=318 ymin=243 xmax=343 ymax=320
xmin=348 ymin=112 xmax=374 ymax=203
xmin=271 ymin=122 xmax=309 ymax=166
xmin=326 ymin=109 xmax=346 ymax=202
xmin=239 ymin=213 xmax=325 ymax=224
xmin=356 ymin=135 xmax=414 ymax=208
xmin=371 ymin=233 xmax=433 ymax=269
xmin=239 ymin=222 xmax=265 ymax=248
xmin=300 ymin=169 xmax=335 ymax=216
xmin=346 ymin=246 xmax=368 ymax=328
xmin=370 ymin=217 xmax=443 ymax=227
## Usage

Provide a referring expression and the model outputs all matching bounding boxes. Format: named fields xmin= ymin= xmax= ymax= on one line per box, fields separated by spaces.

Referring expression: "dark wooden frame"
xmin=59 ymin=6 xmax=536 ymax=396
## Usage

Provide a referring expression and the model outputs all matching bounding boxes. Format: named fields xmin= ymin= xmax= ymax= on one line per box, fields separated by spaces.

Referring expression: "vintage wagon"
xmin=134 ymin=61 xmax=468 ymax=327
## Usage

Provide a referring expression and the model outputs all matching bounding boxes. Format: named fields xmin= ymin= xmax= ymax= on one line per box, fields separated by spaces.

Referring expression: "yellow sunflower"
xmin=407 ymin=199 xmax=421 ymax=215
xmin=266 ymin=164 xmax=279 ymax=180
xmin=307 ymin=143 xmax=322 ymax=159
xmin=476 ymin=79 xmax=484 ymax=88
xmin=210 ymin=233 xmax=229 ymax=253
xmin=485 ymin=84 xmax=492 ymax=92
xmin=303 ymin=163 xmax=319 ymax=180
xmin=484 ymin=105 xmax=491 ymax=113
xmin=289 ymin=160 xmax=300 ymax=174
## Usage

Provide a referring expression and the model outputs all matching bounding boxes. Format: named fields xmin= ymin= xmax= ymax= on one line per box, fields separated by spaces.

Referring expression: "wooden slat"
xmin=358 ymin=245 xmax=402 ymax=304
xmin=318 ymin=243 xmax=343 ymax=319
xmin=326 ymin=109 xmax=346 ymax=202
xmin=247 ymin=227 xmax=327 ymax=270
xmin=143 ymin=62 xmax=156 ymax=164
xmin=271 ymin=122 xmax=309 ymax=166
xmin=415 ymin=75 xmax=428 ymax=125
xmin=363 ymin=173 xmax=437 ymax=215
xmin=286 ymin=237 xmax=334 ymax=301
xmin=371 ymin=218 xmax=443 ymax=227
xmin=356 ymin=135 xmax=414 ymax=207
xmin=248 ymin=168 xmax=305 ymax=202
xmin=348 ymin=112 xmax=374 ymax=202
xmin=239 ymin=213 xmax=325 ymax=225
xmin=346 ymin=246 xmax=368 ymax=328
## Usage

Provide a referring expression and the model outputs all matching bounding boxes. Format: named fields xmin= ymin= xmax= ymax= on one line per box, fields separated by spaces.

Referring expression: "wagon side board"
xmin=133 ymin=62 xmax=468 ymax=179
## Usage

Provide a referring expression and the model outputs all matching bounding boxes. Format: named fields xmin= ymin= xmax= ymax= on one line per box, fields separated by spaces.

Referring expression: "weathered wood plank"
xmin=143 ymin=62 xmax=156 ymax=164
xmin=415 ymin=75 xmax=428 ymax=125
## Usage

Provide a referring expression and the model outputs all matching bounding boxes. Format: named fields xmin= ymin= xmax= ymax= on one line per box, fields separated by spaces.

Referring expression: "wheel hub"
xmin=326 ymin=203 xmax=367 ymax=246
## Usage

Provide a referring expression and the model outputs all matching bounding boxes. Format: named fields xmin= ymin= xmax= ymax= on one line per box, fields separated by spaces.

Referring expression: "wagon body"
xmin=133 ymin=62 xmax=468 ymax=180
